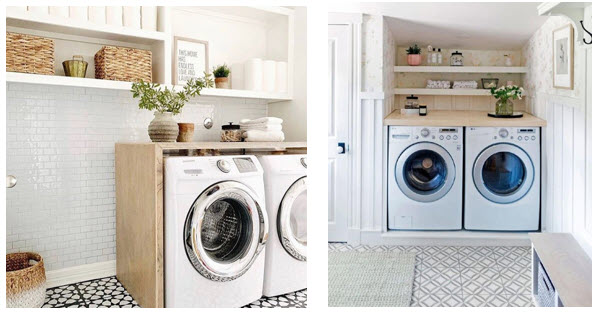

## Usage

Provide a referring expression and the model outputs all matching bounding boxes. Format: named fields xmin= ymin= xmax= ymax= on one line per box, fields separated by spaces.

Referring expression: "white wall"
xmin=268 ymin=7 xmax=307 ymax=141
xmin=5 ymin=83 xmax=267 ymax=271
xmin=522 ymin=13 xmax=592 ymax=256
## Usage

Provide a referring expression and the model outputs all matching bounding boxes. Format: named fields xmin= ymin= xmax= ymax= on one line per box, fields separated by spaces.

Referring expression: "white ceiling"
xmin=332 ymin=2 xmax=549 ymax=50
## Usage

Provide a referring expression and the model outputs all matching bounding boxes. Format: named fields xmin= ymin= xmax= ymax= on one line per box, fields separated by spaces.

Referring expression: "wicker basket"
xmin=95 ymin=45 xmax=152 ymax=82
xmin=6 ymin=252 xmax=47 ymax=308
xmin=6 ymin=32 xmax=54 ymax=75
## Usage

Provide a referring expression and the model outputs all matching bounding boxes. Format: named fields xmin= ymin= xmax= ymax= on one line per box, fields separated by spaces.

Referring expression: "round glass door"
xmin=184 ymin=181 xmax=268 ymax=281
xmin=473 ymin=144 xmax=534 ymax=204
xmin=395 ymin=143 xmax=455 ymax=202
xmin=278 ymin=177 xmax=307 ymax=261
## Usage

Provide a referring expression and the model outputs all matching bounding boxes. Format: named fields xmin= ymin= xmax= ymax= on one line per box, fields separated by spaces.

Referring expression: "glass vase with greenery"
xmin=490 ymin=85 xmax=524 ymax=116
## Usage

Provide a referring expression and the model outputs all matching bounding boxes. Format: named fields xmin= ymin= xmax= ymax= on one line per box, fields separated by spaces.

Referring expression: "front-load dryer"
xmin=388 ymin=126 xmax=463 ymax=230
xmin=257 ymin=154 xmax=307 ymax=297
xmin=164 ymin=155 xmax=268 ymax=307
xmin=464 ymin=127 xmax=540 ymax=231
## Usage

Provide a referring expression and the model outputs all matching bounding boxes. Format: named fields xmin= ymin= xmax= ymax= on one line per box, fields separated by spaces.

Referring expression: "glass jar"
xmin=405 ymin=95 xmax=419 ymax=109
xmin=221 ymin=122 xmax=242 ymax=142
xmin=450 ymin=51 xmax=463 ymax=66
xmin=495 ymin=99 xmax=514 ymax=116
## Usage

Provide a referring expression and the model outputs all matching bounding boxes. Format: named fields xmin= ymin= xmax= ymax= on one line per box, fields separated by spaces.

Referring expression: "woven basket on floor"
xmin=6 ymin=252 xmax=47 ymax=308
xmin=6 ymin=32 xmax=54 ymax=75
xmin=95 ymin=45 xmax=152 ymax=82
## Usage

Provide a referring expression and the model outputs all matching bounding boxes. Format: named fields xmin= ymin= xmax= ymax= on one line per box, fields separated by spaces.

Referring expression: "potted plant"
xmin=131 ymin=73 xmax=214 ymax=142
xmin=213 ymin=64 xmax=230 ymax=89
xmin=406 ymin=44 xmax=422 ymax=66
xmin=490 ymin=85 xmax=524 ymax=116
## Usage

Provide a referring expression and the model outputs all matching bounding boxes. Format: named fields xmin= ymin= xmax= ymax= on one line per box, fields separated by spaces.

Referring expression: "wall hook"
xmin=580 ymin=20 xmax=592 ymax=45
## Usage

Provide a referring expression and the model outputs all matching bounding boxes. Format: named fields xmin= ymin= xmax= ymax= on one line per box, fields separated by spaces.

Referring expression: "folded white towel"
xmin=243 ymin=130 xmax=285 ymax=142
xmin=452 ymin=80 xmax=478 ymax=89
xmin=241 ymin=124 xmax=283 ymax=131
xmin=426 ymin=80 xmax=451 ymax=89
xmin=240 ymin=117 xmax=283 ymax=125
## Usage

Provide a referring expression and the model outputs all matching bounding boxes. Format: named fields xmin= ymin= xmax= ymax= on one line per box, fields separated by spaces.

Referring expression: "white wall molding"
xmin=359 ymin=91 xmax=385 ymax=99
xmin=328 ymin=12 xmax=363 ymax=25
xmin=46 ymin=260 xmax=116 ymax=288
xmin=361 ymin=230 xmax=531 ymax=246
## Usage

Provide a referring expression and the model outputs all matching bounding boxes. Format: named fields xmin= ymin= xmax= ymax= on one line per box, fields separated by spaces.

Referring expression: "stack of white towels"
xmin=240 ymin=117 xmax=285 ymax=142
xmin=452 ymin=80 xmax=478 ymax=89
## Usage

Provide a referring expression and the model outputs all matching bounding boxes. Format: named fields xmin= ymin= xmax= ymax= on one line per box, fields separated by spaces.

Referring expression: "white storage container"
xmin=141 ymin=6 xmax=157 ymax=31
xmin=69 ymin=7 xmax=88 ymax=21
xmin=244 ymin=58 xmax=263 ymax=91
xmin=276 ymin=61 xmax=288 ymax=93
xmin=106 ymin=7 xmax=123 ymax=27
xmin=88 ymin=6 xmax=106 ymax=24
xmin=49 ymin=6 xmax=69 ymax=18
xmin=123 ymin=6 xmax=141 ymax=29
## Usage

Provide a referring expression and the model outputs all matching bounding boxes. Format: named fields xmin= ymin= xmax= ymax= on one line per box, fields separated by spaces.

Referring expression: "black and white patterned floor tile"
xmin=43 ymin=276 xmax=306 ymax=308
xmin=329 ymin=243 xmax=534 ymax=307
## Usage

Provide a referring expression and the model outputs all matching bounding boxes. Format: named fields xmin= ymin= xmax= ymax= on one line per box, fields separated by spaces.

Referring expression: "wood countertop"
xmin=384 ymin=110 xmax=547 ymax=127
xmin=116 ymin=141 xmax=307 ymax=151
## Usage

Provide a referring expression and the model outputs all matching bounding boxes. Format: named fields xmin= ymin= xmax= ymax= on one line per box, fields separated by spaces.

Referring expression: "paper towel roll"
xmin=244 ymin=58 xmax=263 ymax=91
xmin=276 ymin=61 xmax=288 ymax=93
xmin=262 ymin=60 xmax=276 ymax=93
xmin=49 ymin=7 xmax=69 ymax=18
xmin=69 ymin=7 xmax=88 ymax=21
xmin=123 ymin=6 xmax=141 ymax=29
xmin=106 ymin=7 xmax=123 ymax=27
xmin=88 ymin=6 xmax=106 ymax=24
xmin=231 ymin=63 xmax=244 ymax=90
xmin=141 ymin=6 xmax=157 ymax=31
xmin=28 ymin=6 xmax=48 ymax=15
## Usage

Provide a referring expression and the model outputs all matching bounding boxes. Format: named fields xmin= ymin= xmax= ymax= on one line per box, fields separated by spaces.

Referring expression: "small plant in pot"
xmin=406 ymin=44 xmax=422 ymax=66
xmin=131 ymin=73 xmax=214 ymax=142
xmin=213 ymin=64 xmax=230 ymax=89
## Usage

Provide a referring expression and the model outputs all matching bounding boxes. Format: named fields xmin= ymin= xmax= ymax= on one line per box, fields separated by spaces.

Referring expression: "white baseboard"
xmin=45 ymin=260 xmax=116 ymax=288
xmin=360 ymin=230 xmax=531 ymax=246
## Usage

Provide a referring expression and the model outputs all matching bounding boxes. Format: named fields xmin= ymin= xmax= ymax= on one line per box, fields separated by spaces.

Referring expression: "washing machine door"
xmin=278 ymin=176 xmax=307 ymax=261
xmin=184 ymin=181 xmax=268 ymax=282
xmin=395 ymin=142 xmax=456 ymax=202
xmin=473 ymin=143 xmax=534 ymax=204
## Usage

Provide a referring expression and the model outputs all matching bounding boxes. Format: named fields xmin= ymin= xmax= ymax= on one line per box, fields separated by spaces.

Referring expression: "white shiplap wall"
xmin=6 ymin=82 xmax=267 ymax=271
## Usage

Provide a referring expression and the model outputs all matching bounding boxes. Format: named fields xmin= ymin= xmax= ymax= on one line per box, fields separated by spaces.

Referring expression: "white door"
xmin=328 ymin=24 xmax=351 ymax=242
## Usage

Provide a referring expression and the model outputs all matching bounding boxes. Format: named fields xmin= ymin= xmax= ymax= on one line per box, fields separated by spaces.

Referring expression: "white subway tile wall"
xmin=6 ymin=83 xmax=268 ymax=271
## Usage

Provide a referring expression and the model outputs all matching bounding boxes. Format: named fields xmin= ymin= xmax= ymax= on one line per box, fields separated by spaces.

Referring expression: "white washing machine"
xmin=464 ymin=127 xmax=540 ymax=231
xmin=164 ymin=156 xmax=269 ymax=307
xmin=257 ymin=155 xmax=307 ymax=297
xmin=388 ymin=126 xmax=463 ymax=230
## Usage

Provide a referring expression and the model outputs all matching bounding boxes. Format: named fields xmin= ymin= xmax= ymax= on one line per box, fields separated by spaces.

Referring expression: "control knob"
xmin=499 ymin=128 xmax=509 ymax=138
xmin=217 ymin=159 xmax=231 ymax=173
xmin=420 ymin=128 xmax=430 ymax=137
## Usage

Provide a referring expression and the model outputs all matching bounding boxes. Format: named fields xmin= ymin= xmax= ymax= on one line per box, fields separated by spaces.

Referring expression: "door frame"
xmin=328 ymin=13 xmax=362 ymax=242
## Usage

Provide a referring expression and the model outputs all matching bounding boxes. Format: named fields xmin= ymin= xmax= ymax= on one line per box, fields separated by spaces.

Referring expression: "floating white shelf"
xmin=6 ymin=8 xmax=167 ymax=45
xmin=394 ymin=88 xmax=493 ymax=96
xmin=7 ymin=72 xmax=292 ymax=103
xmin=394 ymin=66 xmax=528 ymax=73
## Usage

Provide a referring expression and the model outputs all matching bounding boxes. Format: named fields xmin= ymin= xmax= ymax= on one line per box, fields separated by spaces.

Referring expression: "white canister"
xmin=230 ymin=63 xmax=244 ymax=90
xmin=141 ymin=6 xmax=157 ymax=31
xmin=88 ymin=6 xmax=106 ymax=24
xmin=276 ymin=61 xmax=288 ymax=93
xmin=123 ymin=6 xmax=141 ymax=29
xmin=49 ymin=6 xmax=69 ymax=18
xmin=244 ymin=58 xmax=263 ymax=91
xmin=106 ymin=6 xmax=123 ymax=27
xmin=262 ymin=60 xmax=276 ymax=93
xmin=28 ymin=6 xmax=48 ymax=15
xmin=69 ymin=7 xmax=88 ymax=21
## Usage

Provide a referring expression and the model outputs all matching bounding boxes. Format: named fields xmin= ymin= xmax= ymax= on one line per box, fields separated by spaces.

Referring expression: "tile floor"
xmin=329 ymin=243 xmax=534 ymax=307
xmin=43 ymin=276 xmax=307 ymax=308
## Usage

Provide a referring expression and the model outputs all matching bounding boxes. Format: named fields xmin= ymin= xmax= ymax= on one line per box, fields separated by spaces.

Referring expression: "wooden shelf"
xmin=156 ymin=141 xmax=307 ymax=151
xmin=7 ymin=72 xmax=293 ymax=103
xmin=384 ymin=110 xmax=546 ymax=127
xmin=394 ymin=66 xmax=528 ymax=73
xmin=395 ymin=88 xmax=493 ymax=96
xmin=6 ymin=8 xmax=167 ymax=45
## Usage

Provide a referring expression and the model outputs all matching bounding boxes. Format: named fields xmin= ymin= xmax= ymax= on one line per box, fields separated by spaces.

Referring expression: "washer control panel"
xmin=469 ymin=127 xmax=539 ymax=144
xmin=389 ymin=126 xmax=461 ymax=145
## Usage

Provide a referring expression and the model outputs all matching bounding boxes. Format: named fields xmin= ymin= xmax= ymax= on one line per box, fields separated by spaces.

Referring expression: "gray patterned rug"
xmin=329 ymin=251 xmax=416 ymax=307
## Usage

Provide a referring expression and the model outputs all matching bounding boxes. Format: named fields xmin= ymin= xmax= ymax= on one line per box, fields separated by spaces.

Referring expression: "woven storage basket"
xmin=6 ymin=252 xmax=46 ymax=308
xmin=6 ymin=32 xmax=54 ymax=75
xmin=95 ymin=45 xmax=152 ymax=82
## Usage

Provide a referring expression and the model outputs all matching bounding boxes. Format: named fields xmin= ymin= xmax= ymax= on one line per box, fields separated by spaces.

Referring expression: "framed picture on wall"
xmin=173 ymin=37 xmax=209 ymax=85
xmin=552 ymin=24 xmax=574 ymax=89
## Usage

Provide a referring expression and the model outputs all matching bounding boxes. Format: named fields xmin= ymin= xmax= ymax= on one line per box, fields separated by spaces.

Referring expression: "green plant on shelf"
xmin=406 ymin=44 xmax=421 ymax=55
xmin=212 ymin=64 xmax=230 ymax=78
xmin=130 ymin=73 xmax=214 ymax=115
xmin=490 ymin=85 xmax=524 ymax=101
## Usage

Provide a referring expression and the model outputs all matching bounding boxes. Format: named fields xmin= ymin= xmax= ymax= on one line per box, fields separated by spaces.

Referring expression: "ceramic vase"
xmin=177 ymin=123 xmax=195 ymax=142
xmin=407 ymin=54 xmax=422 ymax=66
xmin=215 ymin=77 xmax=229 ymax=89
xmin=495 ymin=99 xmax=514 ymax=116
xmin=148 ymin=111 xmax=178 ymax=142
